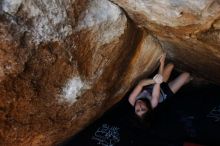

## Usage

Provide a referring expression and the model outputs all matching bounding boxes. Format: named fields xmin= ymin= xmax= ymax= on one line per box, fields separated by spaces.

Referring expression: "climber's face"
xmin=134 ymin=99 xmax=148 ymax=117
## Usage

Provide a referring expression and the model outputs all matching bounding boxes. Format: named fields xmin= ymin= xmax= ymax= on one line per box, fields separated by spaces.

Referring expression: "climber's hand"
xmin=160 ymin=53 xmax=166 ymax=64
xmin=153 ymin=74 xmax=163 ymax=84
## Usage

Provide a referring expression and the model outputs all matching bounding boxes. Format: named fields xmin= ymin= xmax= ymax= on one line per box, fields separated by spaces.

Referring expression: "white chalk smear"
xmin=60 ymin=76 xmax=90 ymax=104
xmin=76 ymin=0 xmax=122 ymax=30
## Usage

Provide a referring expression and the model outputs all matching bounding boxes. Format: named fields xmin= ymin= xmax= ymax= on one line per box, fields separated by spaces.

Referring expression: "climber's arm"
xmin=159 ymin=53 xmax=166 ymax=75
xmin=128 ymin=79 xmax=155 ymax=106
xmin=151 ymin=55 xmax=165 ymax=108
xmin=151 ymin=83 xmax=161 ymax=108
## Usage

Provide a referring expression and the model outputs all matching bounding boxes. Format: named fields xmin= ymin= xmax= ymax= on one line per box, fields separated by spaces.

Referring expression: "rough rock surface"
xmin=0 ymin=0 xmax=162 ymax=145
xmin=1 ymin=0 xmax=220 ymax=145
xmin=111 ymin=0 xmax=220 ymax=84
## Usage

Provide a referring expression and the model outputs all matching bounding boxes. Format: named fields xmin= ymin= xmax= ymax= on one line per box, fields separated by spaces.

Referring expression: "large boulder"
xmin=0 ymin=0 xmax=162 ymax=145
xmin=111 ymin=0 xmax=220 ymax=84
xmin=1 ymin=0 xmax=220 ymax=145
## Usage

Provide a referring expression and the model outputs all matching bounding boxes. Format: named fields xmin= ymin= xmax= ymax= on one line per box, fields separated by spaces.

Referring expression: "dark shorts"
xmin=160 ymin=82 xmax=174 ymax=100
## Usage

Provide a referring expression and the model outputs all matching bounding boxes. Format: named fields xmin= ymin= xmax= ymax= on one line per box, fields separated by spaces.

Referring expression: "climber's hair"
xmin=133 ymin=98 xmax=154 ymax=129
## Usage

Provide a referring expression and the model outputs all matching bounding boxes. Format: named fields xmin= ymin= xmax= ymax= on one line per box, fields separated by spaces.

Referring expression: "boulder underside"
xmin=0 ymin=0 xmax=220 ymax=145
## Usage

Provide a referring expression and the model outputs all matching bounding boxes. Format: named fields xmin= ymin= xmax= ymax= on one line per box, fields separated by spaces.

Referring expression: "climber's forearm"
xmin=151 ymin=83 xmax=161 ymax=108
xmin=128 ymin=79 xmax=155 ymax=106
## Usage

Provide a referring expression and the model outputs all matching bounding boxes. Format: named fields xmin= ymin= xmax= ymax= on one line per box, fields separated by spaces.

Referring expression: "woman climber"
xmin=128 ymin=54 xmax=192 ymax=119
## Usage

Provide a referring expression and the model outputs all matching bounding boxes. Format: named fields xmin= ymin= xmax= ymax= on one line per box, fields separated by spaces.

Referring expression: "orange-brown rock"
xmin=1 ymin=0 xmax=220 ymax=145
xmin=111 ymin=0 xmax=220 ymax=84
xmin=0 ymin=0 xmax=162 ymax=145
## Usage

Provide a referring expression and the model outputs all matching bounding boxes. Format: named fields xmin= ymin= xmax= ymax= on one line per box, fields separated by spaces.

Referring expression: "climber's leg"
xmin=168 ymin=72 xmax=191 ymax=94
xmin=163 ymin=63 xmax=174 ymax=82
